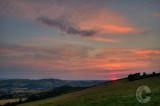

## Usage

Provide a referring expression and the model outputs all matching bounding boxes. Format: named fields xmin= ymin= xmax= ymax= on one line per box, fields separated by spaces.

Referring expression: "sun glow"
xmin=111 ymin=77 xmax=118 ymax=81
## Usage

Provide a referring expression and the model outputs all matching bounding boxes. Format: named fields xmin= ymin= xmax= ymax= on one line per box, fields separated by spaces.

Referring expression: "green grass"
xmin=19 ymin=76 xmax=160 ymax=106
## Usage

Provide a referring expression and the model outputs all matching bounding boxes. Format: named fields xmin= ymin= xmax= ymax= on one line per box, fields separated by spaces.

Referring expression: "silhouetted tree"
xmin=143 ymin=72 xmax=146 ymax=76
xmin=152 ymin=72 xmax=155 ymax=75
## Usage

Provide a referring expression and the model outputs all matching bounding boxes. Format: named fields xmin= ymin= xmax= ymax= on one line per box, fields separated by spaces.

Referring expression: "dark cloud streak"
xmin=37 ymin=17 xmax=97 ymax=36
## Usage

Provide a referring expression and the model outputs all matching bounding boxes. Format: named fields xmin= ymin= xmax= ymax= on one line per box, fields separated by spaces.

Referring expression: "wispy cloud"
xmin=89 ymin=37 xmax=121 ymax=43
xmin=152 ymin=12 xmax=160 ymax=17
xmin=136 ymin=50 xmax=160 ymax=54
xmin=37 ymin=37 xmax=85 ymax=45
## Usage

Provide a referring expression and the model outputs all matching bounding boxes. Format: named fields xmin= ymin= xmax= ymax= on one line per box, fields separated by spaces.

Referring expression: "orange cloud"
xmin=152 ymin=12 xmax=160 ymax=17
xmin=89 ymin=37 xmax=120 ymax=43
xmin=104 ymin=25 xmax=140 ymax=33
xmin=135 ymin=50 xmax=160 ymax=58
xmin=136 ymin=50 xmax=160 ymax=54
xmin=99 ymin=48 xmax=133 ymax=52
xmin=107 ymin=71 xmax=136 ymax=75
xmin=78 ymin=8 xmax=143 ymax=35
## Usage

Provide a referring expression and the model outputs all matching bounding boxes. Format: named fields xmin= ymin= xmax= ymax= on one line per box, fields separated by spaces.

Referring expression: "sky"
xmin=0 ymin=0 xmax=160 ymax=80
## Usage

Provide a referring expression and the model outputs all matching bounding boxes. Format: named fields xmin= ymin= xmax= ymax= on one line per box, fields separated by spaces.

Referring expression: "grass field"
xmin=0 ymin=98 xmax=26 ymax=105
xmin=19 ymin=76 xmax=160 ymax=106
xmin=0 ymin=98 xmax=20 ymax=105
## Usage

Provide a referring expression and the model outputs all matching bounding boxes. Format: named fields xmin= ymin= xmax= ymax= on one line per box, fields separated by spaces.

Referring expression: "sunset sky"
xmin=0 ymin=0 xmax=160 ymax=80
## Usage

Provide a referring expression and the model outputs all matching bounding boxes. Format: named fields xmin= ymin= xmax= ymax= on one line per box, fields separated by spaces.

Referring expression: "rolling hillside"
xmin=19 ymin=76 xmax=160 ymax=106
xmin=0 ymin=79 xmax=107 ymax=93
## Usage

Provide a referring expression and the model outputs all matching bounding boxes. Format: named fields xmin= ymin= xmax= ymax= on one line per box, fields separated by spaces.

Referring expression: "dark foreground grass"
xmin=19 ymin=76 xmax=160 ymax=106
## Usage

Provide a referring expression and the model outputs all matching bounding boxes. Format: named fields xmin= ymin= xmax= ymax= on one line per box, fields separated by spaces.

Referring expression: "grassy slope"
xmin=19 ymin=76 xmax=160 ymax=106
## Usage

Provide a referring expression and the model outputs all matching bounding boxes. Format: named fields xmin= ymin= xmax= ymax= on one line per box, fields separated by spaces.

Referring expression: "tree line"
xmin=128 ymin=72 xmax=160 ymax=81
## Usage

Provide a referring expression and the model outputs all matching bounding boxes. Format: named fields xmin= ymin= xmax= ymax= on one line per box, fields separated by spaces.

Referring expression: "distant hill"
xmin=19 ymin=75 xmax=160 ymax=106
xmin=0 ymin=79 xmax=108 ymax=92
